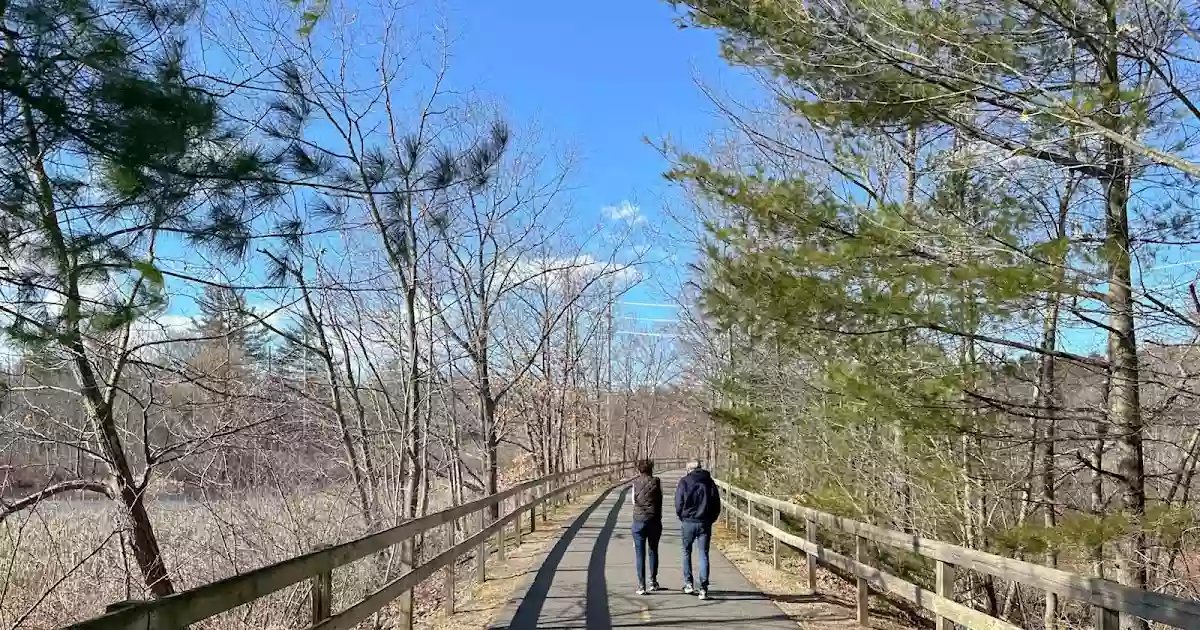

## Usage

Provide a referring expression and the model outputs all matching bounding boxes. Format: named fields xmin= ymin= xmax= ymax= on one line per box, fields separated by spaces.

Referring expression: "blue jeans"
xmin=632 ymin=519 xmax=661 ymax=588
xmin=681 ymin=521 xmax=711 ymax=589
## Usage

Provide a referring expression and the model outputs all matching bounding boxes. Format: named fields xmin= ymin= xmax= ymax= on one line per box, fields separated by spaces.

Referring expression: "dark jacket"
xmin=675 ymin=469 xmax=721 ymax=524
xmin=631 ymin=475 xmax=663 ymax=522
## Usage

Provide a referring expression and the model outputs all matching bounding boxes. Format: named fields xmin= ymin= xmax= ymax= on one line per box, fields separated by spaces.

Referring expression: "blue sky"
xmin=153 ymin=0 xmax=750 ymax=340
xmin=170 ymin=0 xmax=1200 ymax=358
xmin=432 ymin=0 xmax=751 ymax=336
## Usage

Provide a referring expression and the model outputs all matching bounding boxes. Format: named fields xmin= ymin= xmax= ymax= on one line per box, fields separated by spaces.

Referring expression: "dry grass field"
xmin=1 ymin=480 xmax=609 ymax=630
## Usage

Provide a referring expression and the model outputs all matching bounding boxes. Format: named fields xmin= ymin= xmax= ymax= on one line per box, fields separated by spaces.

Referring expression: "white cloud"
xmin=601 ymin=201 xmax=646 ymax=225
xmin=511 ymin=254 xmax=641 ymax=292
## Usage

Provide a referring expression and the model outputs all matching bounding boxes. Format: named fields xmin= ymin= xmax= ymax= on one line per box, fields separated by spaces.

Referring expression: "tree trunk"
xmin=482 ymin=393 xmax=500 ymax=519
xmin=1092 ymin=416 xmax=1108 ymax=578
xmin=80 ymin=377 xmax=175 ymax=597
xmin=25 ymin=88 xmax=176 ymax=598
xmin=1036 ymin=243 xmax=1066 ymax=629
xmin=1099 ymin=19 xmax=1148 ymax=622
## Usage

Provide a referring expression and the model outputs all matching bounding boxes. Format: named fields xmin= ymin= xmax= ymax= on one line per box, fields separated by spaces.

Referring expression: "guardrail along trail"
xmin=66 ymin=465 xmax=1200 ymax=630
xmin=65 ymin=461 xmax=665 ymax=630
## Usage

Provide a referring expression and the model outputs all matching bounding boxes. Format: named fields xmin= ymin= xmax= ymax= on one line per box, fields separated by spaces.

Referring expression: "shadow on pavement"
xmin=585 ymin=485 xmax=628 ymax=630
xmin=494 ymin=485 xmax=628 ymax=630
xmin=529 ymin=613 xmax=797 ymax=629
xmin=710 ymin=589 xmax=825 ymax=604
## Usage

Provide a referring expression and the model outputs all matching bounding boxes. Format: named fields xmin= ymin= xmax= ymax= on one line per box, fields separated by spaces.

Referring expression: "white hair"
xmin=686 ymin=460 xmax=702 ymax=472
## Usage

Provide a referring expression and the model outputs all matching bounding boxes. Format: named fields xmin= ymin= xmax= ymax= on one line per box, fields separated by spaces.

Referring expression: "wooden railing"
xmin=716 ymin=478 xmax=1200 ymax=630
xmin=65 ymin=460 xmax=660 ymax=630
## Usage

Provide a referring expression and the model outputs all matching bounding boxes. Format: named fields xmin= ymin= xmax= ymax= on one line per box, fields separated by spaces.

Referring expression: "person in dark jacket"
xmin=675 ymin=459 xmax=720 ymax=599
xmin=629 ymin=459 xmax=663 ymax=594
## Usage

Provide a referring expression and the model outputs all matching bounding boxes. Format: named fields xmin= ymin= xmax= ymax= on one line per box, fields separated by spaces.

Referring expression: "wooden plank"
xmin=311 ymin=568 xmax=332 ymax=624
xmin=715 ymin=480 xmax=1200 ymax=630
xmin=497 ymin=518 xmax=506 ymax=561
xmin=311 ymin=470 xmax=639 ymax=630
xmin=64 ymin=461 xmax=643 ymax=630
xmin=515 ymin=507 xmax=523 ymax=545
xmin=806 ymin=518 xmax=817 ymax=593
xmin=1094 ymin=605 xmax=1118 ymax=630
xmin=772 ymin=508 xmax=781 ymax=570
xmin=855 ymin=535 xmax=868 ymax=626
xmin=444 ymin=522 xmax=456 ymax=617
xmin=935 ymin=559 xmax=954 ymax=630
xmin=529 ymin=488 xmax=538 ymax=532
xmin=728 ymin=505 xmax=1021 ymax=630
xmin=311 ymin=544 xmax=332 ymax=624
xmin=747 ymin=497 xmax=756 ymax=552
xmin=475 ymin=510 xmax=487 ymax=584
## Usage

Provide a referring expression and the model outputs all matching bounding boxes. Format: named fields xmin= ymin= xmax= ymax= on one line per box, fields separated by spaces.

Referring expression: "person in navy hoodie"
xmin=675 ymin=459 xmax=721 ymax=600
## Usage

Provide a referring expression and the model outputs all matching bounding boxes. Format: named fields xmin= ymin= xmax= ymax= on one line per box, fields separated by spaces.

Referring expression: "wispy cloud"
xmin=601 ymin=200 xmax=646 ymax=225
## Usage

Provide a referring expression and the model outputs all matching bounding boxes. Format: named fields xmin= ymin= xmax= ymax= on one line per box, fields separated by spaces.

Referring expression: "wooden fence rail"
xmin=715 ymin=478 xmax=1200 ymax=630
xmin=65 ymin=460 xmax=669 ymax=630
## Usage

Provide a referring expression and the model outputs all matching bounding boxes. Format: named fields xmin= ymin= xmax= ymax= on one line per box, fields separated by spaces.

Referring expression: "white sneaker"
xmin=698 ymin=589 xmax=709 ymax=600
xmin=636 ymin=586 xmax=647 ymax=595
xmin=683 ymin=583 xmax=694 ymax=594
xmin=649 ymin=582 xmax=660 ymax=592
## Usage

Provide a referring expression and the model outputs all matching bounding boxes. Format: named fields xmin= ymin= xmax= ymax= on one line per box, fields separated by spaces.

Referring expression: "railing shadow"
xmin=710 ymin=589 xmax=824 ymax=605
xmin=585 ymin=486 xmax=627 ymax=630
xmin=494 ymin=485 xmax=628 ymax=630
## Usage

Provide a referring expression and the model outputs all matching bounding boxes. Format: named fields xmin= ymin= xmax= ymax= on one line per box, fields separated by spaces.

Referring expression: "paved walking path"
xmin=490 ymin=473 xmax=798 ymax=629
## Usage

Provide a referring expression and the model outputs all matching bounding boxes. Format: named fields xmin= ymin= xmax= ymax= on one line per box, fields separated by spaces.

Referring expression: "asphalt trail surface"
xmin=490 ymin=473 xmax=797 ymax=629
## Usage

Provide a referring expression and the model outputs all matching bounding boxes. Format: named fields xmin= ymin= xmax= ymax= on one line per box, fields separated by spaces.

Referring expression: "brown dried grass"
xmin=0 ymin=484 xmax=607 ymax=630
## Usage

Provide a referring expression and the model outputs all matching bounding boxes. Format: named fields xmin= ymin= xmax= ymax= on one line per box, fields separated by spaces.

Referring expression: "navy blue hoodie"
xmin=675 ymin=469 xmax=721 ymax=524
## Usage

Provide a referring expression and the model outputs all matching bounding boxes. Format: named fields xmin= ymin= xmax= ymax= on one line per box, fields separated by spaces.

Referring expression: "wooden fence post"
xmin=1094 ymin=606 xmax=1119 ymax=630
xmin=530 ymin=487 xmax=538 ymax=532
xmin=730 ymin=493 xmax=739 ymax=537
xmin=806 ymin=518 xmax=817 ymax=593
xmin=772 ymin=507 xmax=781 ymax=569
xmin=444 ymin=520 xmax=457 ymax=617
xmin=476 ymin=510 xmax=487 ymax=583
xmin=496 ymin=499 xmax=507 ymax=561
xmin=747 ymin=496 xmax=756 ymax=552
xmin=935 ymin=559 xmax=954 ymax=630
xmin=515 ymin=494 xmax=524 ymax=546
xmin=855 ymin=535 xmax=869 ymax=626
xmin=311 ymin=544 xmax=333 ymax=624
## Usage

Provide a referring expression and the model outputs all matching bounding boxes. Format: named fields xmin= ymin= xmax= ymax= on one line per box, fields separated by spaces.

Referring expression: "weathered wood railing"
xmin=65 ymin=460 xmax=654 ymax=630
xmin=717 ymin=478 xmax=1200 ymax=630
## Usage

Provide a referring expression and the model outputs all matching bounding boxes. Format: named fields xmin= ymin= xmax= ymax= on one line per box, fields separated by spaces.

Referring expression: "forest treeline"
xmin=0 ymin=0 xmax=703 ymax=626
xmin=663 ymin=0 xmax=1200 ymax=629
xmin=9 ymin=0 xmax=1200 ymax=627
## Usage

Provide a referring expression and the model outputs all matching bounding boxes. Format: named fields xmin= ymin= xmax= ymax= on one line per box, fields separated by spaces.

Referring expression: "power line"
xmin=617 ymin=316 xmax=680 ymax=323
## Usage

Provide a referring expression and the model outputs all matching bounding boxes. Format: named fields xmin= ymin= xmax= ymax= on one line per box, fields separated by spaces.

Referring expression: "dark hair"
xmin=636 ymin=459 xmax=654 ymax=475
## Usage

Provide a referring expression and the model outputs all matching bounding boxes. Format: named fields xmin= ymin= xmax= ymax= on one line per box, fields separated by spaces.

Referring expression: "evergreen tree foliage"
xmin=0 ymin=0 xmax=281 ymax=350
xmin=0 ymin=0 xmax=281 ymax=598
xmin=666 ymin=0 xmax=1192 ymax=610
xmin=195 ymin=285 xmax=271 ymax=365
xmin=275 ymin=312 xmax=324 ymax=377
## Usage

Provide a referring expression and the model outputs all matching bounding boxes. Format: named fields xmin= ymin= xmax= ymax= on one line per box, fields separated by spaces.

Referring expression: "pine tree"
xmin=666 ymin=0 xmax=1192 ymax=619
xmin=275 ymin=313 xmax=324 ymax=379
xmin=195 ymin=285 xmax=271 ymax=367
xmin=0 ymin=0 xmax=280 ymax=597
